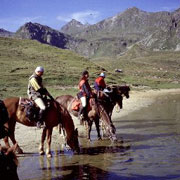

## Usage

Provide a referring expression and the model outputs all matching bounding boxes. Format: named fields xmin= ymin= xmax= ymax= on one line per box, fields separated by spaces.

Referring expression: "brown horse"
xmin=0 ymin=144 xmax=19 ymax=180
xmin=3 ymin=97 xmax=80 ymax=158
xmin=56 ymin=95 xmax=117 ymax=142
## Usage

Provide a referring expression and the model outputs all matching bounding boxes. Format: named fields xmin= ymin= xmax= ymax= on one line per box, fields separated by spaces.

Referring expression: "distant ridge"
xmin=12 ymin=7 xmax=180 ymax=57
xmin=0 ymin=28 xmax=14 ymax=37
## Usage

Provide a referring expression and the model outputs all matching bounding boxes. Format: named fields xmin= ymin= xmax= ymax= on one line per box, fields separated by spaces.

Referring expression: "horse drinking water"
xmin=3 ymin=97 xmax=80 ymax=157
xmin=56 ymin=95 xmax=117 ymax=142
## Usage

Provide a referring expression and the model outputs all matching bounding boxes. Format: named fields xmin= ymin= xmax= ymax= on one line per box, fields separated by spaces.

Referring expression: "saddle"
xmin=71 ymin=98 xmax=94 ymax=112
xmin=18 ymin=97 xmax=50 ymax=122
xmin=71 ymin=98 xmax=81 ymax=111
xmin=18 ymin=97 xmax=38 ymax=122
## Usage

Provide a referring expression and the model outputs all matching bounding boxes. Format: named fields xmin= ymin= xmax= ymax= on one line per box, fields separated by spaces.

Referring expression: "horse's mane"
xmin=58 ymin=103 xmax=75 ymax=130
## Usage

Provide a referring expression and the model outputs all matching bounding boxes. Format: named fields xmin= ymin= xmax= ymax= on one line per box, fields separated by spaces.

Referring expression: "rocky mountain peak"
xmin=60 ymin=19 xmax=89 ymax=35
xmin=15 ymin=22 xmax=71 ymax=49
xmin=68 ymin=19 xmax=84 ymax=27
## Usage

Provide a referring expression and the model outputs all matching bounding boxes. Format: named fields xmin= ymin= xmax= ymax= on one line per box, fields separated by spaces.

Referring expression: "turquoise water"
xmin=17 ymin=94 xmax=180 ymax=180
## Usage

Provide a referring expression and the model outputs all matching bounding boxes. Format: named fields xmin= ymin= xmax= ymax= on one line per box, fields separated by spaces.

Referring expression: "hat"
xmin=100 ymin=72 xmax=105 ymax=77
xmin=35 ymin=66 xmax=44 ymax=73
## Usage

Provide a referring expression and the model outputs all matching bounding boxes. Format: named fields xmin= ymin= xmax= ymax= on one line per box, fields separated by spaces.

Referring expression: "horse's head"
xmin=117 ymin=85 xmax=130 ymax=99
xmin=67 ymin=128 xmax=80 ymax=154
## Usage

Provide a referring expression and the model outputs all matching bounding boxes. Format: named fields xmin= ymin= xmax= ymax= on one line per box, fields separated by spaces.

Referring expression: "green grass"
xmin=1 ymin=38 xmax=179 ymax=99
xmin=91 ymin=44 xmax=180 ymax=90
xmin=0 ymin=37 xmax=123 ymax=99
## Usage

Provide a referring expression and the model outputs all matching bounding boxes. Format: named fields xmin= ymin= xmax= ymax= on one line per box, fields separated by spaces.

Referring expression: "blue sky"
xmin=0 ymin=0 xmax=180 ymax=32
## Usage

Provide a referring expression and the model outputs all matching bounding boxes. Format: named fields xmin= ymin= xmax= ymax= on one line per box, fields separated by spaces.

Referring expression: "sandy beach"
xmin=1 ymin=88 xmax=180 ymax=154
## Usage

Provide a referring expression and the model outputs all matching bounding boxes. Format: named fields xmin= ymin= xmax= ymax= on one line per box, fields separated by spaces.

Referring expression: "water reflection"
xmin=17 ymin=94 xmax=180 ymax=180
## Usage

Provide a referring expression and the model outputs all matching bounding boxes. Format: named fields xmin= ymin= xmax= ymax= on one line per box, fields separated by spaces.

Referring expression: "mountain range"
xmin=1 ymin=7 xmax=180 ymax=57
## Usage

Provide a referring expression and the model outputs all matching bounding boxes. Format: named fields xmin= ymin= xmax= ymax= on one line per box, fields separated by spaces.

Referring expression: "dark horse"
xmin=97 ymin=85 xmax=130 ymax=119
xmin=95 ymin=85 xmax=130 ymax=137
xmin=3 ymin=97 xmax=80 ymax=157
xmin=56 ymin=95 xmax=117 ymax=142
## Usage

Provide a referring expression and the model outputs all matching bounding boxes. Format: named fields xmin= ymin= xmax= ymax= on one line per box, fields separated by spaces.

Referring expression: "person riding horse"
xmin=94 ymin=72 xmax=106 ymax=92
xmin=27 ymin=66 xmax=54 ymax=128
xmin=77 ymin=70 xmax=93 ymax=121
xmin=94 ymin=72 xmax=112 ymax=101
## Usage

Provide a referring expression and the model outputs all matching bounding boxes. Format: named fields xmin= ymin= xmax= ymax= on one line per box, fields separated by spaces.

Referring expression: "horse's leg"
xmin=86 ymin=120 xmax=92 ymax=141
xmin=46 ymin=128 xmax=53 ymax=158
xmin=4 ymin=121 xmax=23 ymax=154
xmin=95 ymin=118 xmax=102 ymax=140
xmin=39 ymin=128 xmax=47 ymax=155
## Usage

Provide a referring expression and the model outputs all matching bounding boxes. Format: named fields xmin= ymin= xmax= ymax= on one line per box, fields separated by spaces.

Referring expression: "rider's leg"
xmin=34 ymin=98 xmax=46 ymax=128
xmin=79 ymin=96 xmax=87 ymax=120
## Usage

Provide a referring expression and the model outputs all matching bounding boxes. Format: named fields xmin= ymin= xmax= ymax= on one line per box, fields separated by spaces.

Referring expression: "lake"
xmin=17 ymin=93 xmax=180 ymax=180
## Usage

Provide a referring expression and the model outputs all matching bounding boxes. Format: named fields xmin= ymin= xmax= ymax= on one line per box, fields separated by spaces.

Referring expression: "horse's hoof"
xmin=98 ymin=137 xmax=102 ymax=141
xmin=39 ymin=150 xmax=45 ymax=155
xmin=46 ymin=153 xmax=52 ymax=158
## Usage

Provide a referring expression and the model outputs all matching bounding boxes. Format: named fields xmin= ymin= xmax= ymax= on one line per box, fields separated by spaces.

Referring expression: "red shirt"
xmin=95 ymin=76 xmax=106 ymax=89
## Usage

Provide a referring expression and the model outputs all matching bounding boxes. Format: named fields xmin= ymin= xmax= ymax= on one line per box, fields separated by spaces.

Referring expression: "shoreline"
xmin=1 ymin=88 xmax=180 ymax=153
xmin=112 ymin=88 xmax=180 ymax=119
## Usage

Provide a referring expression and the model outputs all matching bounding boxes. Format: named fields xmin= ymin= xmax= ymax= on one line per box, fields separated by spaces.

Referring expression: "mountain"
xmin=63 ymin=7 xmax=180 ymax=57
xmin=60 ymin=19 xmax=89 ymax=35
xmin=0 ymin=28 xmax=14 ymax=37
xmin=15 ymin=22 xmax=71 ymax=49
xmin=14 ymin=7 xmax=180 ymax=57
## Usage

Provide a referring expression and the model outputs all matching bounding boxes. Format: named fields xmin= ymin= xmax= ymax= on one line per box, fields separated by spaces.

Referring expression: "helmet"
xmin=35 ymin=66 xmax=44 ymax=73
xmin=100 ymin=72 xmax=105 ymax=78
xmin=82 ymin=70 xmax=89 ymax=76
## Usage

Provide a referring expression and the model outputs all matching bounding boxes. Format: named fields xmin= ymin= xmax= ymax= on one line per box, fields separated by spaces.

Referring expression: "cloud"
xmin=57 ymin=10 xmax=101 ymax=24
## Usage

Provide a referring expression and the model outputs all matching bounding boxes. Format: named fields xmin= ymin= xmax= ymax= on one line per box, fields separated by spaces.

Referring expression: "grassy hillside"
xmin=0 ymin=37 xmax=123 ymax=99
xmin=92 ymin=44 xmax=180 ymax=89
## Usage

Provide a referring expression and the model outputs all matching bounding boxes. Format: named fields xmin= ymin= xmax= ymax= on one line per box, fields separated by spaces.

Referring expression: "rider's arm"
xmin=29 ymin=77 xmax=42 ymax=91
xmin=82 ymin=83 xmax=91 ymax=97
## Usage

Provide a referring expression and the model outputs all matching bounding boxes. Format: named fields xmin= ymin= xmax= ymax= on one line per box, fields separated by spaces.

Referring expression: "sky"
xmin=0 ymin=0 xmax=180 ymax=32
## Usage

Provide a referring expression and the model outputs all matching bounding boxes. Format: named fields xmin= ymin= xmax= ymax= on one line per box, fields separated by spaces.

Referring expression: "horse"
xmin=94 ymin=85 xmax=130 ymax=137
xmin=56 ymin=95 xmax=117 ymax=142
xmin=3 ymin=97 xmax=80 ymax=158
xmin=0 ymin=144 xmax=19 ymax=180
xmin=96 ymin=85 xmax=130 ymax=119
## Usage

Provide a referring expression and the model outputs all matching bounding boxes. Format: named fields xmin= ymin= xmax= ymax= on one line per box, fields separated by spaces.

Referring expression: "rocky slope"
xmin=14 ymin=7 xmax=180 ymax=57
xmin=0 ymin=28 xmax=14 ymax=37
xmin=60 ymin=19 xmax=89 ymax=35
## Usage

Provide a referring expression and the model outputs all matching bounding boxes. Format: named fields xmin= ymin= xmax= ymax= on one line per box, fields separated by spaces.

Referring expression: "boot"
xmin=36 ymin=109 xmax=46 ymax=128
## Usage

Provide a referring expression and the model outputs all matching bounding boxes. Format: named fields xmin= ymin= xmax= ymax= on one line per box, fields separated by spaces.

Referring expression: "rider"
xmin=94 ymin=72 xmax=112 ymax=100
xmin=27 ymin=66 xmax=53 ymax=128
xmin=78 ymin=70 xmax=92 ymax=120
xmin=94 ymin=72 xmax=106 ymax=91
